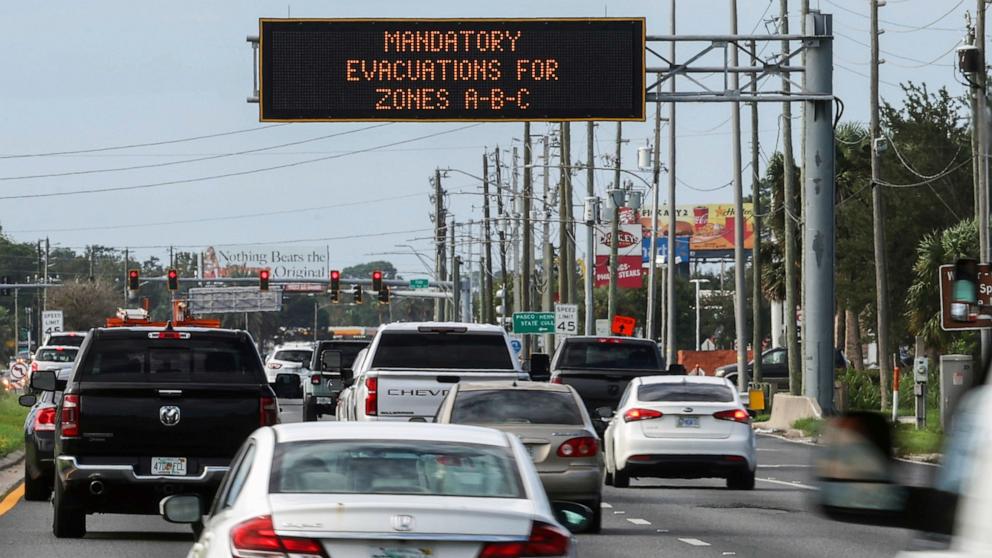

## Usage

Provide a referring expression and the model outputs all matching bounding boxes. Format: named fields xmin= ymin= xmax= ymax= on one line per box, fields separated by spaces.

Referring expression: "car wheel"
xmin=613 ymin=467 xmax=630 ymax=489
xmin=23 ymin=465 xmax=51 ymax=502
xmin=302 ymin=398 xmax=318 ymax=422
xmin=604 ymin=468 xmax=614 ymax=486
xmin=726 ymin=468 xmax=756 ymax=490
xmin=587 ymin=500 xmax=602 ymax=534
xmin=52 ymin=480 xmax=86 ymax=538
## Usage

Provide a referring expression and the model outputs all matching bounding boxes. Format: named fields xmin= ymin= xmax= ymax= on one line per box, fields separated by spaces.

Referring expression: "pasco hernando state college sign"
xmin=258 ymin=18 xmax=646 ymax=122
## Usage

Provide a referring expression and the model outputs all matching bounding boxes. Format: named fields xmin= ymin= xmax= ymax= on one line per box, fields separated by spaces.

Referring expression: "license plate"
xmin=370 ymin=547 xmax=433 ymax=558
xmin=151 ymin=457 xmax=187 ymax=476
xmin=317 ymin=397 xmax=333 ymax=405
xmin=677 ymin=416 xmax=700 ymax=428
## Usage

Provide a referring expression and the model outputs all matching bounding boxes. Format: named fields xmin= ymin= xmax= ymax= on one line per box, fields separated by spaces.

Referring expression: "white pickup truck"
xmin=337 ymin=322 xmax=527 ymax=422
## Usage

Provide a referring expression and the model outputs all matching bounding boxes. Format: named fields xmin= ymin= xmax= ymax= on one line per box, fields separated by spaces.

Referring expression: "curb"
xmin=0 ymin=451 xmax=25 ymax=501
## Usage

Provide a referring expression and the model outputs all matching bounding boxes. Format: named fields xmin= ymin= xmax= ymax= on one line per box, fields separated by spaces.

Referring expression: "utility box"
xmin=939 ymin=355 xmax=974 ymax=429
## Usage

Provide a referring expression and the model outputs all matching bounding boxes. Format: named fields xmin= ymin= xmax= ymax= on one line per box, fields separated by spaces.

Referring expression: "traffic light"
xmin=378 ymin=285 xmax=390 ymax=304
xmin=167 ymin=269 xmax=179 ymax=291
xmin=128 ymin=269 xmax=140 ymax=291
xmin=372 ymin=270 xmax=383 ymax=292
xmin=259 ymin=269 xmax=270 ymax=291
xmin=330 ymin=289 xmax=340 ymax=304
xmin=330 ymin=270 xmax=340 ymax=292
xmin=353 ymin=285 xmax=363 ymax=304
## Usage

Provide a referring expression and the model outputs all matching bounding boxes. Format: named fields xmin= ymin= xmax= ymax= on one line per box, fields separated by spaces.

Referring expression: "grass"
xmin=894 ymin=409 xmax=944 ymax=457
xmin=0 ymin=392 xmax=29 ymax=458
xmin=753 ymin=413 xmax=771 ymax=423
xmin=791 ymin=417 xmax=824 ymax=438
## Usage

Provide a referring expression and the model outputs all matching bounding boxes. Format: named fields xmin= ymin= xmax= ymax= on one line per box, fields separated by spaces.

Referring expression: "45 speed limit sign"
xmin=555 ymin=304 xmax=578 ymax=336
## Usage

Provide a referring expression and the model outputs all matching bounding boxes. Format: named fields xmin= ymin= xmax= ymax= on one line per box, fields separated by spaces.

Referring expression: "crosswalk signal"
xmin=353 ymin=285 xmax=363 ymax=304
xmin=378 ymin=285 xmax=390 ymax=304
xmin=167 ymin=269 xmax=179 ymax=291
xmin=259 ymin=269 xmax=270 ymax=291
xmin=372 ymin=270 xmax=383 ymax=292
xmin=128 ymin=269 xmax=140 ymax=291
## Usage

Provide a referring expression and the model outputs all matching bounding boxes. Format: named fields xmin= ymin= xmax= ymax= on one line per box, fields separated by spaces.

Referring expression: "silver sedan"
xmin=161 ymin=422 xmax=590 ymax=558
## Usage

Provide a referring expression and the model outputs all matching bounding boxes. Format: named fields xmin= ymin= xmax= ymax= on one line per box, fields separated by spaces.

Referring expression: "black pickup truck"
xmin=546 ymin=336 xmax=668 ymax=431
xmin=35 ymin=326 xmax=277 ymax=538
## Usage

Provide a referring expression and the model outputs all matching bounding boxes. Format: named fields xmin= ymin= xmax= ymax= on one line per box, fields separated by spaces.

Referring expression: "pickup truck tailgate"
xmin=377 ymin=370 xmax=521 ymax=420
xmin=558 ymin=369 xmax=661 ymax=412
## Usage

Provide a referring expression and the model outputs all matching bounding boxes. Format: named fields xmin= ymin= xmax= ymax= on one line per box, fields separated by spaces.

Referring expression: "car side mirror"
xmin=341 ymin=367 xmax=354 ymax=384
xmin=595 ymin=406 xmax=615 ymax=420
xmin=320 ymin=350 xmax=343 ymax=371
xmin=30 ymin=370 xmax=57 ymax=392
xmin=272 ymin=373 xmax=303 ymax=399
xmin=159 ymin=495 xmax=202 ymax=524
xmin=18 ymin=394 xmax=37 ymax=407
xmin=529 ymin=353 xmax=550 ymax=381
xmin=342 ymin=377 xmax=355 ymax=388
xmin=551 ymin=501 xmax=594 ymax=534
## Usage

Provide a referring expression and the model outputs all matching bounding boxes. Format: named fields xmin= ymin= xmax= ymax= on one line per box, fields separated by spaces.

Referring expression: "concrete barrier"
xmin=754 ymin=393 xmax=823 ymax=431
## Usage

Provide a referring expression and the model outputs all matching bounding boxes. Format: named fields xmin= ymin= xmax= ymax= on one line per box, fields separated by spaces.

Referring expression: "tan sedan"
xmin=435 ymin=381 xmax=605 ymax=533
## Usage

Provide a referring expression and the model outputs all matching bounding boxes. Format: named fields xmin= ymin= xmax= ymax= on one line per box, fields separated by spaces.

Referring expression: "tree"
xmin=47 ymin=280 xmax=120 ymax=330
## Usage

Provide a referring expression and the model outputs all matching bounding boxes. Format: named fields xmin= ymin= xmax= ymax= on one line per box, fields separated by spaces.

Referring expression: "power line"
xmin=834 ymin=30 xmax=955 ymax=68
xmin=0 ymin=124 xmax=392 ymax=181
xmin=0 ymin=124 xmax=481 ymax=201
xmin=823 ymin=0 xmax=963 ymax=32
xmin=0 ymin=124 xmax=289 ymax=160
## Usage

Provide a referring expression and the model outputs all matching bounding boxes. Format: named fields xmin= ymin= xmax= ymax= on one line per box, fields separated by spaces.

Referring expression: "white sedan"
xmin=603 ymin=375 xmax=757 ymax=490
xmin=161 ymin=422 xmax=589 ymax=558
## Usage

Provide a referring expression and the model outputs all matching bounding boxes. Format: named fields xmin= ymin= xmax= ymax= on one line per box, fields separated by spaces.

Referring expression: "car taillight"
xmin=549 ymin=375 xmax=562 ymax=384
xmin=31 ymin=361 xmax=38 ymax=372
xmin=479 ymin=521 xmax=571 ymax=558
xmin=364 ymin=377 xmax=378 ymax=416
xmin=267 ymin=362 xmax=283 ymax=369
xmin=310 ymin=374 xmax=322 ymax=385
xmin=34 ymin=407 xmax=57 ymax=432
xmin=61 ymin=395 xmax=80 ymax=438
xmin=230 ymin=515 xmax=326 ymax=558
xmin=557 ymin=436 xmax=598 ymax=458
xmin=623 ymin=408 xmax=663 ymax=423
xmin=260 ymin=396 xmax=278 ymax=426
xmin=713 ymin=409 xmax=751 ymax=424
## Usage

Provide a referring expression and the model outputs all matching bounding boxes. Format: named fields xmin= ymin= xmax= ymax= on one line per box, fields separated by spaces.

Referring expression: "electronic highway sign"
xmin=258 ymin=18 xmax=646 ymax=122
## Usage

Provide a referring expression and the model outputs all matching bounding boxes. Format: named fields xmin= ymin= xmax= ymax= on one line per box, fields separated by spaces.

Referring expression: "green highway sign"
xmin=513 ymin=312 xmax=555 ymax=334
xmin=409 ymin=278 xmax=430 ymax=289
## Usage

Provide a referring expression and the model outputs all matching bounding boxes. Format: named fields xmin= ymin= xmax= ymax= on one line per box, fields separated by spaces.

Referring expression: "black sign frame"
xmin=258 ymin=18 xmax=646 ymax=122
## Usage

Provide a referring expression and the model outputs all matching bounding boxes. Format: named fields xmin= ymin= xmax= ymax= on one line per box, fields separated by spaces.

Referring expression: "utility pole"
xmin=646 ymin=75 xmax=663 ymax=340
xmin=780 ymin=0 xmax=801 ymax=395
xmin=510 ymin=146 xmax=521 ymax=316
xmin=750 ymin=40 xmax=764 ymax=383
xmin=482 ymin=154 xmax=494 ymax=324
xmin=666 ymin=0 xmax=678 ymax=365
xmin=88 ymin=246 xmax=95 ymax=282
xmin=608 ymin=123 xmax=622 ymax=324
xmin=543 ymin=136 xmax=555 ymax=351
xmin=585 ymin=124 xmax=596 ymax=335
xmin=978 ymin=0 xmax=991 ymax=363
xmin=495 ymin=155 xmax=510 ymax=328
xmin=522 ymin=124 xmax=534 ymax=359
xmin=43 ymin=237 xmax=49 ymax=312
xmin=450 ymin=216 xmax=457 ymax=321
xmin=564 ymin=123 xmax=578 ymax=306
xmin=452 ymin=255 xmax=461 ymax=321
xmin=730 ymin=0 xmax=748 ymax=395
xmin=433 ymin=169 xmax=446 ymax=321
xmin=559 ymin=124 xmax=570 ymax=305
xmin=124 ymin=247 xmax=130 ymax=304
xmin=870 ymin=0 xmax=892 ymax=411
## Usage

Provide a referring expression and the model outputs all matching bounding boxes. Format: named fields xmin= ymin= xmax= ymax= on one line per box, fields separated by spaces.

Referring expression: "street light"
xmin=690 ymin=279 xmax=709 ymax=351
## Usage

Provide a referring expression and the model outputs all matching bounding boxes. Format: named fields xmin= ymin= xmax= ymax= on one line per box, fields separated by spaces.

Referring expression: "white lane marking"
xmin=679 ymin=538 xmax=711 ymax=546
xmin=626 ymin=518 xmax=651 ymax=525
xmin=656 ymin=529 xmax=670 ymax=533
xmin=757 ymin=477 xmax=818 ymax=491
xmin=601 ymin=502 xmax=613 ymax=508
xmin=613 ymin=510 xmax=626 ymax=515
xmin=758 ymin=464 xmax=812 ymax=468
xmin=757 ymin=448 xmax=786 ymax=452
xmin=722 ymin=552 xmax=737 ymax=556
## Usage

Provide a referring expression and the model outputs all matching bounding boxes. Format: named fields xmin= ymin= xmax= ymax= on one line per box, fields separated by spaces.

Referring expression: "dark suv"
xmin=38 ymin=326 xmax=277 ymax=538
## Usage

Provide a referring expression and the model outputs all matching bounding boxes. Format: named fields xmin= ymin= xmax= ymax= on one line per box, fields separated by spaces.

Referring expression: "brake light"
xmin=310 ymin=374 xmax=322 ymax=385
xmin=549 ymin=375 xmax=562 ymax=384
xmin=713 ymin=409 xmax=751 ymax=424
xmin=147 ymin=331 xmax=190 ymax=340
xmin=259 ymin=396 xmax=278 ymax=426
xmin=61 ymin=395 xmax=80 ymax=438
xmin=557 ymin=436 xmax=598 ymax=458
xmin=34 ymin=407 xmax=57 ymax=432
xmin=230 ymin=515 xmax=326 ymax=558
xmin=479 ymin=521 xmax=571 ymax=558
xmin=623 ymin=408 xmax=663 ymax=423
xmin=597 ymin=337 xmax=622 ymax=344
xmin=365 ymin=377 xmax=378 ymax=416
xmin=267 ymin=362 xmax=283 ymax=369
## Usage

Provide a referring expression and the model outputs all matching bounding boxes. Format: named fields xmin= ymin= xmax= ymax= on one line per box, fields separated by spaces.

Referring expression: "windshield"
xmin=638 ymin=383 xmax=735 ymax=403
xmin=34 ymin=348 xmax=78 ymax=362
xmin=450 ymin=389 xmax=584 ymax=425
xmin=272 ymin=350 xmax=312 ymax=365
xmin=559 ymin=340 xmax=662 ymax=370
xmin=370 ymin=332 xmax=513 ymax=369
xmin=77 ymin=337 xmax=264 ymax=383
xmin=270 ymin=440 xmax=524 ymax=498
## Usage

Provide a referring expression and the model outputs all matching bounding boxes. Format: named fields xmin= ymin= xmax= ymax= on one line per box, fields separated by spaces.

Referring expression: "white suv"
xmin=263 ymin=342 xmax=313 ymax=383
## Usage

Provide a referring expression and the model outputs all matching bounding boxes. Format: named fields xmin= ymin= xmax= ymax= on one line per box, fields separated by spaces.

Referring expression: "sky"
xmin=0 ymin=0 xmax=973 ymax=280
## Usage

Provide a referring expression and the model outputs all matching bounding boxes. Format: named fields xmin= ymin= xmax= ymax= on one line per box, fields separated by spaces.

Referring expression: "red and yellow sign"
xmin=639 ymin=204 xmax=754 ymax=252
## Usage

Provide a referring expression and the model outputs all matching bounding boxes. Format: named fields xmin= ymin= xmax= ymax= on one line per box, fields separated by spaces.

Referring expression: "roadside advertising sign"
xmin=188 ymin=287 xmax=284 ymax=314
xmin=201 ymin=245 xmax=329 ymax=281
xmin=638 ymin=204 xmax=754 ymax=253
xmin=594 ymin=224 xmax=644 ymax=289
xmin=939 ymin=263 xmax=992 ymax=331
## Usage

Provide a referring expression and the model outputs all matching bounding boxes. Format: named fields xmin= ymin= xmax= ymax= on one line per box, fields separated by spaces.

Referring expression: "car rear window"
xmin=273 ymin=350 xmax=312 ymax=365
xmin=270 ymin=440 xmax=524 ymax=498
xmin=35 ymin=348 xmax=78 ymax=362
xmin=559 ymin=340 xmax=662 ymax=370
xmin=46 ymin=334 xmax=85 ymax=347
xmin=370 ymin=333 xmax=513 ymax=369
xmin=638 ymin=383 xmax=735 ymax=403
xmin=450 ymin=390 xmax=584 ymax=425
xmin=77 ymin=336 xmax=264 ymax=383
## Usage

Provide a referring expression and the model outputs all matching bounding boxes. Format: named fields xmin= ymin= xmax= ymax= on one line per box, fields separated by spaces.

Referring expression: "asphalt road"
xmin=0 ymin=433 xmax=936 ymax=558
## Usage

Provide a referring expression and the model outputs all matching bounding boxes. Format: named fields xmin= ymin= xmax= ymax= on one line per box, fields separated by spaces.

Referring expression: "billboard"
xmin=638 ymin=204 xmax=754 ymax=252
xmin=642 ymin=236 xmax=690 ymax=265
xmin=200 ymin=246 xmax=329 ymax=280
xmin=258 ymin=18 xmax=645 ymax=121
xmin=594 ymin=224 xmax=643 ymax=288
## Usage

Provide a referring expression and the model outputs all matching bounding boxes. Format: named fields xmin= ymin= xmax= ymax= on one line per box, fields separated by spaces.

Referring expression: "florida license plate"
xmin=151 ymin=457 xmax=187 ymax=476
xmin=370 ymin=547 xmax=433 ymax=558
xmin=317 ymin=397 xmax=333 ymax=405
xmin=677 ymin=416 xmax=700 ymax=428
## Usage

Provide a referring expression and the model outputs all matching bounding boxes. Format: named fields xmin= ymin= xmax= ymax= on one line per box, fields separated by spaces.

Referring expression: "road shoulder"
xmin=0 ymin=450 xmax=24 ymax=500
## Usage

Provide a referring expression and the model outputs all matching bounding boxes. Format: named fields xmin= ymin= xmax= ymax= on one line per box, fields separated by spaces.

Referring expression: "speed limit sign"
xmin=555 ymin=304 xmax=578 ymax=336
